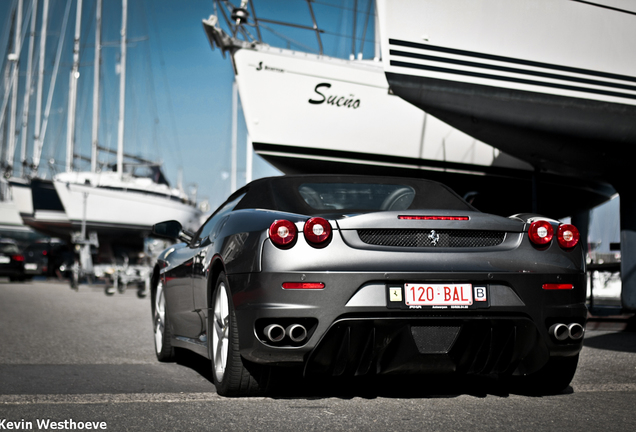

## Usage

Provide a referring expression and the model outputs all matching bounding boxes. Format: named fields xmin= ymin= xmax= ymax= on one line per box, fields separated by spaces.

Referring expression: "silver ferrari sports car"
xmin=150 ymin=175 xmax=586 ymax=396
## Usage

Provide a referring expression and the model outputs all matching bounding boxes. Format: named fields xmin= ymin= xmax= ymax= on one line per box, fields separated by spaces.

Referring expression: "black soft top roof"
xmin=231 ymin=175 xmax=476 ymax=215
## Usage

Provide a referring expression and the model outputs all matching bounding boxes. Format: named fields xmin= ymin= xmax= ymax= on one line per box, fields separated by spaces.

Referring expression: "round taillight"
xmin=303 ymin=217 xmax=332 ymax=246
xmin=269 ymin=220 xmax=297 ymax=248
xmin=557 ymin=224 xmax=580 ymax=248
xmin=528 ymin=220 xmax=554 ymax=245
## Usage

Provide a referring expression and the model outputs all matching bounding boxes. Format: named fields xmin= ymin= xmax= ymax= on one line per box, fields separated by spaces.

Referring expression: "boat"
xmin=1 ymin=0 xmax=71 ymax=237
xmin=375 ymin=0 xmax=636 ymax=310
xmin=52 ymin=0 xmax=200 ymax=243
xmin=54 ymin=165 xmax=200 ymax=235
xmin=2 ymin=0 xmax=199 ymax=261
xmin=202 ymin=0 xmax=614 ymax=218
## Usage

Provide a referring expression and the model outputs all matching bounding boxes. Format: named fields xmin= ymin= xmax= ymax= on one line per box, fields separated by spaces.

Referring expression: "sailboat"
xmin=52 ymin=0 xmax=201 ymax=242
xmin=202 ymin=0 xmax=614 ymax=218
xmin=2 ymin=0 xmax=199 ymax=259
xmin=0 ymin=0 xmax=32 ymax=233
xmin=2 ymin=0 xmax=72 ymax=237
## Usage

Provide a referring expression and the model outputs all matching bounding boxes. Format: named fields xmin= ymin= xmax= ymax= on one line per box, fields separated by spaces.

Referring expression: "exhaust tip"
xmin=568 ymin=323 xmax=585 ymax=340
xmin=264 ymin=324 xmax=285 ymax=342
xmin=286 ymin=324 xmax=307 ymax=343
xmin=550 ymin=323 xmax=569 ymax=341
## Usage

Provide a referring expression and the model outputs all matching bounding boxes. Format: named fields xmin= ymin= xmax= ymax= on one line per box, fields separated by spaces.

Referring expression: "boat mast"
xmin=33 ymin=0 xmax=49 ymax=175
xmin=66 ymin=0 xmax=83 ymax=173
xmin=231 ymin=80 xmax=237 ymax=191
xmin=20 ymin=0 xmax=38 ymax=176
xmin=91 ymin=0 xmax=102 ymax=173
xmin=117 ymin=0 xmax=127 ymax=178
xmin=33 ymin=0 xmax=71 ymax=175
xmin=7 ymin=0 xmax=23 ymax=176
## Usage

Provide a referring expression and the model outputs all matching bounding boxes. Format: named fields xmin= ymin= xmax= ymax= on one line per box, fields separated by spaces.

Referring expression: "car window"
xmin=299 ymin=183 xmax=415 ymax=211
xmin=0 ymin=243 xmax=19 ymax=254
xmin=196 ymin=193 xmax=246 ymax=243
xmin=24 ymin=244 xmax=49 ymax=253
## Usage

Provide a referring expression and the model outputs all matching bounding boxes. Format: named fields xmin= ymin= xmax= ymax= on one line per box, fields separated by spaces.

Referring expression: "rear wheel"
xmin=509 ymin=354 xmax=579 ymax=395
xmin=210 ymin=272 xmax=269 ymax=396
xmin=153 ymin=279 xmax=176 ymax=361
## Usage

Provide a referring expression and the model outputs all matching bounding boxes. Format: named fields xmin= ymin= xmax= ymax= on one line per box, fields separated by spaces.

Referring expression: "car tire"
xmin=153 ymin=278 xmax=176 ymax=362
xmin=509 ymin=354 xmax=579 ymax=395
xmin=210 ymin=272 xmax=269 ymax=397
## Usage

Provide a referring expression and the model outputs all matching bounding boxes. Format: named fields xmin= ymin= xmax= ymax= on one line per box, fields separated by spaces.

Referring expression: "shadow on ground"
xmin=584 ymin=330 xmax=636 ymax=353
xmin=173 ymin=349 xmax=576 ymax=399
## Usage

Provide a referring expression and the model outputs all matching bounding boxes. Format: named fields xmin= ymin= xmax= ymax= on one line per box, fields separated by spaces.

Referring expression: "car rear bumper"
xmin=229 ymin=269 xmax=587 ymax=376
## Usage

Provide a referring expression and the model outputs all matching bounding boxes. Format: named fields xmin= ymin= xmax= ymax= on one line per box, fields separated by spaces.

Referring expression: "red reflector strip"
xmin=282 ymin=282 xmax=325 ymax=290
xmin=398 ymin=215 xmax=469 ymax=221
xmin=542 ymin=283 xmax=574 ymax=290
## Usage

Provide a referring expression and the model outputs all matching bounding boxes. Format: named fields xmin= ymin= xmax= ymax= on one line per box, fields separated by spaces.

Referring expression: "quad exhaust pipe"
xmin=568 ymin=323 xmax=585 ymax=340
xmin=286 ymin=324 xmax=308 ymax=343
xmin=549 ymin=323 xmax=584 ymax=341
xmin=263 ymin=323 xmax=308 ymax=343
xmin=264 ymin=324 xmax=285 ymax=343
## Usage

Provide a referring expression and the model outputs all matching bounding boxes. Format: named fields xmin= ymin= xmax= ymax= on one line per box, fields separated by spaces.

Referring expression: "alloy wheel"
xmin=154 ymin=281 xmax=165 ymax=353
xmin=212 ymin=281 xmax=230 ymax=383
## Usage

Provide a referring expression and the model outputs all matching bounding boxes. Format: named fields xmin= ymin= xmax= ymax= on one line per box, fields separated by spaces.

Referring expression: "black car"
xmin=23 ymin=239 xmax=73 ymax=278
xmin=0 ymin=238 xmax=26 ymax=281
xmin=150 ymin=175 xmax=586 ymax=396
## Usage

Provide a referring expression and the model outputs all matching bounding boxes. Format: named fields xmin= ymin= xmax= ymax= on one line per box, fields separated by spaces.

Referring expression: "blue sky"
xmin=0 ymin=0 xmax=374 ymax=209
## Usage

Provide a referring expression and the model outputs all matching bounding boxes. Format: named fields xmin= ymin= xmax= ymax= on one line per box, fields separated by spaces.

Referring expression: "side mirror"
xmin=152 ymin=220 xmax=194 ymax=243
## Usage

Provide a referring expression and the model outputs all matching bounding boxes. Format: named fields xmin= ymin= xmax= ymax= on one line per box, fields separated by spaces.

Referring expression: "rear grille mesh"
xmin=357 ymin=229 xmax=505 ymax=248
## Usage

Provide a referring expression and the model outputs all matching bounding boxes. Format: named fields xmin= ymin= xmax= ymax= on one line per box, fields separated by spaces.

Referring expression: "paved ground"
xmin=1 ymin=279 xmax=635 ymax=431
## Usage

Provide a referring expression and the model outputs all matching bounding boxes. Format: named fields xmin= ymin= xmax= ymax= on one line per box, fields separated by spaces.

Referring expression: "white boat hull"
xmin=234 ymin=46 xmax=509 ymax=170
xmin=228 ymin=44 xmax=613 ymax=217
xmin=0 ymin=200 xmax=24 ymax=228
xmin=7 ymin=178 xmax=34 ymax=217
xmin=53 ymin=179 xmax=200 ymax=233
xmin=376 ymin=0 xmax=636 ymax=180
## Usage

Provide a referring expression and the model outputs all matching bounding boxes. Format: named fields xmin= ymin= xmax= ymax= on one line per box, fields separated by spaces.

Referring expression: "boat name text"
xmin=308 ymin=83 xmax=361 ymax=109
xmin=255 ymin=62 xmax=284 ymax=73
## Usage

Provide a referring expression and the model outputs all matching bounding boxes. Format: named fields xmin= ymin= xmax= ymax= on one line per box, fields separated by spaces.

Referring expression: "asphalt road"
xmin=1 ymin=279 xmax=635 ymax=431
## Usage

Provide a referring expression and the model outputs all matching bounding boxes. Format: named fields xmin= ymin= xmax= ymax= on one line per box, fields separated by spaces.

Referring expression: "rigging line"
xmin=1 ymin=0 xmax=33 ymax=143
xmin=351 ymin=0 xmax=357 ymax=57
xmin=146 ymin=0 xmax=182 ymax=168
xmin=73 ymin=0 xmax=97 ymax=163
xmin=0 ymin=0 xmax=19 ymax=81
xmin=313 ymin=0 xmax=375 ymax=16
xmin=35 ymin=0 xmax=72 ymax=170
xmin=358 ymin=0 xmax=373 ymax=57
xmin=140 ymin=36 xmax=159 ymax=163
xmin=570 ymin=0 xmax=636 ymax=16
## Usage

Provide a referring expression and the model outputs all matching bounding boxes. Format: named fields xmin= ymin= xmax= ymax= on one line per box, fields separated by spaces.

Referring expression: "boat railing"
xmin=207 ymin=0 xmax=376 ymax=60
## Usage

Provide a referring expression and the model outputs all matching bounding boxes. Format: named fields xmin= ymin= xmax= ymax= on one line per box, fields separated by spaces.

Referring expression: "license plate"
xmin=405 ymin=283 xmax=473 ymax=306
xmin=0 ymin=256 xmax=10 ymax=264
xmin=25 ymin=263 xmax=38 ymax=271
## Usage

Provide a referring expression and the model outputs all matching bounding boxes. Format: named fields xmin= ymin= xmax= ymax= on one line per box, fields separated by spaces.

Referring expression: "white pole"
xmin=7 ymin=0 xmax=23 ymax=174
xmin=66 ymin=0 xmax=83 ymax=173
xmin=231 ymin=80 xmax=237 ymax=192
xmin=34 ymin=0 xmax=71 ymax=173
xmin=20 ymin=0 xmax=37 ymax=176
xmin=245 ymin=133 xmax=252 ymax=184
xmin=117 ymin=0 xmax=127 ymax=178
xmin=33 ymin=0 xmax=49 ymax=172
xmin=91 ymin=0 xmax=102 ymax=173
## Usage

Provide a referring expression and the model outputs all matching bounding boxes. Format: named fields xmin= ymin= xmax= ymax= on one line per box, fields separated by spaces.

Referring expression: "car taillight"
xmin=269 ymin=220 xmax=297 ymax=248
xmin=282 ymin=282 xmax=325 ymax=289
xmin=12 ymin=254 xmax=25 ymax=262
xmin=543 ymin=283 xmax=574 ymax=290
xmin=528 ymin=220 xmax=554 ymax=246
xmin=303 ymin=217 xmax=332 ymax=247
xmin=557 ymin=224 xmax=580 ymax=248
